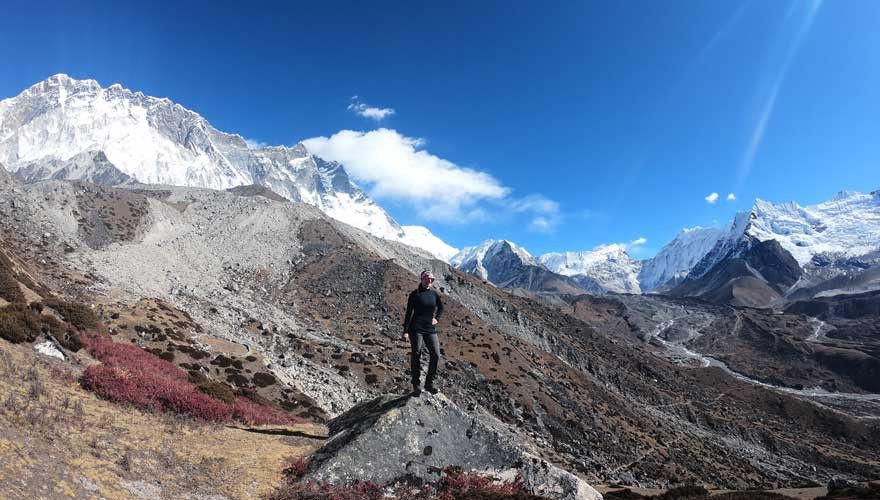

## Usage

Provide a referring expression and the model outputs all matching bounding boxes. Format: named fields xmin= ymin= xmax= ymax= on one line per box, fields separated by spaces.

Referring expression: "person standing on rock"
xmin=402 ymin=270 xmax=444 ymax=396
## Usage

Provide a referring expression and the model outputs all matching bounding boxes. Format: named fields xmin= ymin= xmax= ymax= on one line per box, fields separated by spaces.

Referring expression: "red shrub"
xmin=436 ymin=467 xmax=528 ymax=499
xmin=283 ymin=457 xmax=312 ymax=481
xmin=80 ymin=333 xmax=302 ymax=425
xmin=269 ymin=480 xmax=385 ymax=500
xmin=269 ymin=466 xmax=538 ymax=500
xmin=233 ymin=396 xmax=302 ymax=425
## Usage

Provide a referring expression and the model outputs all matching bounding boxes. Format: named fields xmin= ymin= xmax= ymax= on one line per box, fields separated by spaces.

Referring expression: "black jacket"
xmin=403 ymin=286 xmax=444 ymax=334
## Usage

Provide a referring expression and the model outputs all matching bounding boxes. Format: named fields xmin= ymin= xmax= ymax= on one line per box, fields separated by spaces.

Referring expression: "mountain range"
xmin=3 ymin=75 xmax=877 ymax=306
xmin=0 ymin=74 xmax=458 ymax=260
xmin=450 ymin=190 xmax=880 ymax=306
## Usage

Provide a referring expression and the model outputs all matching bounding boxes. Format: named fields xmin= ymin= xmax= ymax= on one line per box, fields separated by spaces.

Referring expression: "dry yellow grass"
xmin=0 ymin=339 xmax=326 ymax=500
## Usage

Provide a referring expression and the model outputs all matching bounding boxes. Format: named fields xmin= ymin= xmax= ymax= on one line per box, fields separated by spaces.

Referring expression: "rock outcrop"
xmin=306 ymin=393 xmax=602 ymax=500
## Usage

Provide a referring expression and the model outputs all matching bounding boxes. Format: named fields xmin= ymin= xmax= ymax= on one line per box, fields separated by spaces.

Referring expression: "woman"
xmin=402 ymin=270 xmax=444 ymax=396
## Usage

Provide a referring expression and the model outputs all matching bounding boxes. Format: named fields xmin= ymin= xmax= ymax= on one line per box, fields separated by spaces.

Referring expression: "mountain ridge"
xmin=0 ymin=74 xmax=457 ymax=260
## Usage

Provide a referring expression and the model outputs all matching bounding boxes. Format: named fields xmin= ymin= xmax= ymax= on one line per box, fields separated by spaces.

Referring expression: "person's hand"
xmin=432 ymin=318 xmax=438 ymax=326
xmin=402 ymin=332 xmax=409 ymax=342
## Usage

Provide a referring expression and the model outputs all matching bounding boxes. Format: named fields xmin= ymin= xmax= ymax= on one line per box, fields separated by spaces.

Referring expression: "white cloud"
xmin=529 ymin=216 xmax=553 ymax=233
xmin=508 ymin=194 xmax=560 ymax=215
xmin=630 ymin=237 xmax=648 ymax=246
xmin=705 ymin=192 xmax=719 ymax=204
xmin=347 ymin=98 xmax=395 ymax=121
xmin=726 ymin=193 xmax=736 ymax=201
xmin=303 ymin=129 xmax=509 ymax=222
xmin=244 ymin=138 xmax=269 ymax=150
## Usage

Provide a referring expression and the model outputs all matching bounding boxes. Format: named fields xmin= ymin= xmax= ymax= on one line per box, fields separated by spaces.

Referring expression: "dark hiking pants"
xmin=409 ymin=332 xmax=440 ymax=387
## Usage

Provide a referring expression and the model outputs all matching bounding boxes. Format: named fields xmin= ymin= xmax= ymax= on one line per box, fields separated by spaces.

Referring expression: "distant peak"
xmin=830 ymin=189 xmax=861 ymax=202
xmin=41 ymin=73 xmax=99 ymax=88
xmin=291 ymin=142 xmax=311 ymax=155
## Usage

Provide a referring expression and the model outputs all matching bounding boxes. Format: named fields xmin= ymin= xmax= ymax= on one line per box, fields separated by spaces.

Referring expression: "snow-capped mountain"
xmin=637 ymin=226 xmax=724 ymax=292
xmin=450 ymin=239 xmax=537 ymax=279
xmin=0 ymin=74 xmax=456 ymax=260
xmin=538 ymin=244 xmax=642 ymax=294
xmin=690 ymin=190 xmax=880 ymax=282
xmin=449 ymin=239 xmax=590 ymax=294
xmin=454 ymin=190 xmax=880 ymax=300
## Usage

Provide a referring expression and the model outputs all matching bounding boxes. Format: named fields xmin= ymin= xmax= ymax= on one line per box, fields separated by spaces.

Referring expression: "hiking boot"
xmin=424 ymin=384 xmax=439 ymax=395
xmin=412 ymin=384 xmax=422 ymax=397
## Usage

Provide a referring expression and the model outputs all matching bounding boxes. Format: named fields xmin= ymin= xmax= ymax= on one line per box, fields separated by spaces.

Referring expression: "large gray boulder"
xmin=306 ymin=393 xmax=602 ymax=500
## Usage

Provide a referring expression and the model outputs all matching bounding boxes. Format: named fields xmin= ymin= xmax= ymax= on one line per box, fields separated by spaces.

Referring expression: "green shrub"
xmin=0 ymin=304 xmax=42 ymax=343
xmin=55 ymin=329 xmax=85 ymax=352
xmin=43 ymin=298 xmax=101 ymax=331
xmin=0 ymin=253 xmax=25 ymax=304
xmin=197 ymin=380 xmax=236 ymax=404
xmin=253 ymin=372 xmax=277 ymax=387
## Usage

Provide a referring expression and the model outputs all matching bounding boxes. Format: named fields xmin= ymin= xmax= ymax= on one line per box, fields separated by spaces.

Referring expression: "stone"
xmin=306 ymin=392 xmax=601 ymax=500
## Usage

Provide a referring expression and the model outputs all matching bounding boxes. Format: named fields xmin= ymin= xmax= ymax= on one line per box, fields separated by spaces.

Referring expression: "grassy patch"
xmin=0 ymin=340 xmax=324 ymax=499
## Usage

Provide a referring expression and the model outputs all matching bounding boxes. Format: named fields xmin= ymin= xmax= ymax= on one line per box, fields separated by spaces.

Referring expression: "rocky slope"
xmin=0 ymin=74 xmax=456 ymax=260
xmin=1 ymin=177 xmax=878 ymax=490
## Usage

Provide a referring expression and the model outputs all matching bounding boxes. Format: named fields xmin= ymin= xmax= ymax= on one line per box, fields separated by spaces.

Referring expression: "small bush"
xmin=55 ymin=329 xmax=85 ymax=352
xmin=283 ymin=457 xmax=311 ymax=480
xmin=0 ymin=304 xmax=42 ymax=343
xmin=197 ymin=380 xmax=235 ymax=404
xmin=437 ymin=467 xmax=534 ymax=500
xmin=253 ymin=372 xmax=277 ymax=387
xmin=43 ymin=298 xmax=101 ymax=331
xmin=0 ymin=253 xmax=25 ymax=304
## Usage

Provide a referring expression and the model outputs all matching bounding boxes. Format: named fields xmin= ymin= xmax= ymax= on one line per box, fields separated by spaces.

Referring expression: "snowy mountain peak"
xmin=538 ymin=244 xmax=642 ymax=294
xmin=0 ymin=75 xmax=457 ymax=261
xmin=637 ymin=226 xmax=724 ymax=292
xmin=687 ymin=189 xmax=880 ymax=284
xmin=450 ymin=239 xmax=535 ymax=268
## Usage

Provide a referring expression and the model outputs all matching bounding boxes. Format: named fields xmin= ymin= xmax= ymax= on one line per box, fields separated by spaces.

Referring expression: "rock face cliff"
xmin=306 ymin=393 xmax=601 ymax=500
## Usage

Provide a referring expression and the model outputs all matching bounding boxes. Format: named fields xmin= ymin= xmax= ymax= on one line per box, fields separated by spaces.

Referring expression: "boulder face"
xmin=306 ymin=393 xmax=601 ymax=500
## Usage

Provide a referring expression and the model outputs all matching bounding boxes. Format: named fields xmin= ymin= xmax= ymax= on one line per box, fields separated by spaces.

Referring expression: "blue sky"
xmin=2 ymin=0 xmax=879 ymax=257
